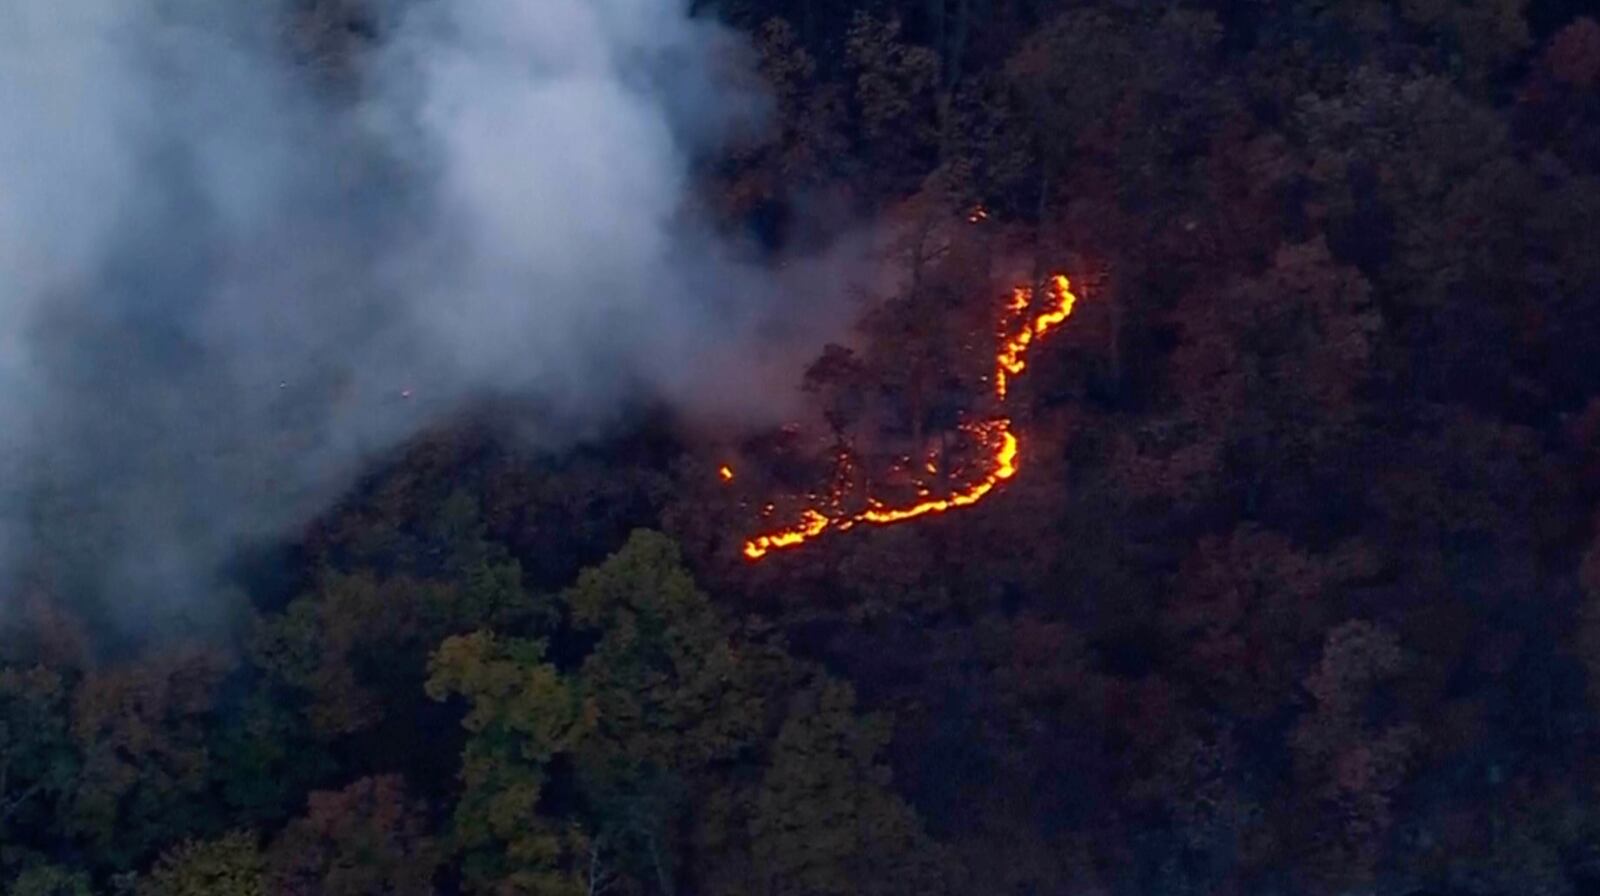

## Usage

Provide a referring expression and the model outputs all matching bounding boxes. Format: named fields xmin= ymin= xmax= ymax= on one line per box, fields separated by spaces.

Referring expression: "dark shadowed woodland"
xmin=8 ymin=0 xmax=1600 ymax=893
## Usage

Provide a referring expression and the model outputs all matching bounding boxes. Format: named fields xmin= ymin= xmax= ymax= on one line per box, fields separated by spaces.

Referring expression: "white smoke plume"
xmin=0 ymin=0 xmax=869 ymax=630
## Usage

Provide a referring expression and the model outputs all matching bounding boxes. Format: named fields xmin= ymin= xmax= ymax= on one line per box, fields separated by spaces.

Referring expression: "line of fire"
xmin=721 ymin=273 xmax=1079 ymax=560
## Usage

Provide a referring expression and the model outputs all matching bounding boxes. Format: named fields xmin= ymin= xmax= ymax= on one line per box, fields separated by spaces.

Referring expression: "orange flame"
xmin=737 ymin=274 xmax=1078 ymax=560
xmin=743 ymin=509 xmax=830 ymax=559
xmin=718 ymin=465 xmax=734 ymax=483
xmin=996 ymin=274 xmax=1075 ymax=400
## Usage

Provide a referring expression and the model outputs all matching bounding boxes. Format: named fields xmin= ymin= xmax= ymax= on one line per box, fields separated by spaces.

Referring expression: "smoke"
xmin=0 ymin=0 xmax=870 ymax=629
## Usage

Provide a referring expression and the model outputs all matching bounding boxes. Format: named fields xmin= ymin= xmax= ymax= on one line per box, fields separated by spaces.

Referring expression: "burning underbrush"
xmin=719 ymin=274 xmax=1079 ymax=559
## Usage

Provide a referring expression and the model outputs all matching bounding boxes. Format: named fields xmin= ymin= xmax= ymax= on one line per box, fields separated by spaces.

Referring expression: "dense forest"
xmin=7 ymin=0 xmax=1600 ymax=893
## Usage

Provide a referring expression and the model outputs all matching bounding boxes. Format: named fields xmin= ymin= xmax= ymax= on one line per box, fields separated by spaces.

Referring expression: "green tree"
xmin=565 ymin=531 xmax=773 ymax=895
xmin=135 ymin=831 xmax=264 ymax=896
xmin=5 ymin=864 xmax=93 ymax=896
xmin=749 ymin=679 xmax=945 ymax=896
xmin=68 ymin=649 xmax=229 ymax=867
xmin=207 ymin=689 xmax=330 ymax=828
xmin=253 ymin=494 xmax=531 ymax=740
xmin=252 ymin=573 xmax=456 ymax=737
xmin=426 ymin=632 xmax=592 ymax=894
xmin=845 ymin=14 xmax=942 ymax=201
xmin=0 ymin=666 xmax=76 ymax=846
xmin=266 ymin=776 xmax=440 ymax=896
xmin=429 ymin=532 xmax=943 ymax=895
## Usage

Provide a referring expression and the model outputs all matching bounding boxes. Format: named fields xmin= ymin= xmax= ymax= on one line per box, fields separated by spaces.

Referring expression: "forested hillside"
xmin=7 ymin=0 xmax=1600 ymax=893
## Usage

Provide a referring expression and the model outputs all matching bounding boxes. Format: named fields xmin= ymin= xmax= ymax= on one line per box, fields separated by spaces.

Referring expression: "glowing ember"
xmin=735 ymin=274 xmax=1080 ymax=560
xmin=996 ymin=274 xmax=1075 ymax=400
xmin=743 ymin=509 xmax=830 ymax=560
xmin=718 ymin=465 xmax=735 ymax=483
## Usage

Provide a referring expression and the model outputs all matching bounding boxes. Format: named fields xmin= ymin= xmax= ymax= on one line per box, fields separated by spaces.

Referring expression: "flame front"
xmin=743 ymin=509 xmax=830 ymax=559
xmin=996 ymin=274 xmax=1076 ymax=400
xmin=737 ymin=274 xmax=1079 ymax=560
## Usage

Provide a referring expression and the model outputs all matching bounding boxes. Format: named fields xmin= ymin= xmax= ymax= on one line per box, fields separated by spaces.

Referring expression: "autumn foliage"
xmin=8 ymin=1 xmax=1600 ymax=895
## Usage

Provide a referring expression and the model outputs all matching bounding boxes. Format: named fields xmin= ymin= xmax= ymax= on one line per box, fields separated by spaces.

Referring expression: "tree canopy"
xmin=8 ymin=1 xmax=1600 ymax=894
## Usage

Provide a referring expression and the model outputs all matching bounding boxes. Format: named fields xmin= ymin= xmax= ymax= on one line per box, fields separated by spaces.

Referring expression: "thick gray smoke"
xmin=0 ymin=0 xmax=869 ymax=629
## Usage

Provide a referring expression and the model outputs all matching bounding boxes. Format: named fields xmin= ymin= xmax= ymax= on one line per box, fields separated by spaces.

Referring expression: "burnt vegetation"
xmin=8 ymin=0 xmax=1600 ymax=894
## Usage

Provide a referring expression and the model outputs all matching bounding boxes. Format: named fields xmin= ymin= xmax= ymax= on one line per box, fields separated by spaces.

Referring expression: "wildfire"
xmin=996 ymin=274 xmax=1076 ymax=399
xmin=736 ymin=274 xmax=1080 ymax=561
